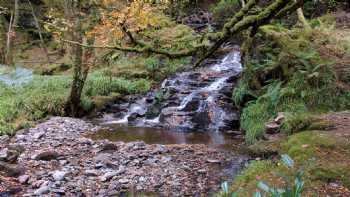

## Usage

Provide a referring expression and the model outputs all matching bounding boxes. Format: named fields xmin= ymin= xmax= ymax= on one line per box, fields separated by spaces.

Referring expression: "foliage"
xmin=235 ymin=20 xmax=350 ymax=144
xmin=220 ymin=155 xmax=305 ymax=197
xmin=255 ymin=155 xmax=304 ymax=197
xmin=210 ymin=0 xmax=240 ymax=25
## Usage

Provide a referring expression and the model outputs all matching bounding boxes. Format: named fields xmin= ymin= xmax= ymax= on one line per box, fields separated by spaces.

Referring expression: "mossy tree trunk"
xmin=64 ymin=0 xmax=88 ymax=117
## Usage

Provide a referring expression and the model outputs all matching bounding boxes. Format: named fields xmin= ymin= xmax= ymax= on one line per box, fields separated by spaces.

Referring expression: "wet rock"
xmin=34 ymin=185 xmax=50 ymax=195
xmin=265 ymin=122 xmax=280 ymax=134
xmin=51 ymin=188 xmax=66 ymax=195
xmin=18 ymin=175 xmax=30 ymax=184
xmin=33 ymin=150 xmax=60 ymax=161
xmin=100 ymin=143 xmax=118 ymax=152
xmin=0 ymin=135 xmax=10 ymax=143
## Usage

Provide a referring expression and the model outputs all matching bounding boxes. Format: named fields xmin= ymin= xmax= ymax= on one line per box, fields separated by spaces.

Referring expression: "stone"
xmin=34 ymin=185 xmax=50 ymax=195
xmin=52 ymin=170 xmax=67 ymax=181
xmin=274 ymin=112 xmax=285 ymax=124
xmin=18 ymin=175 xmax=30 ymax=184
xmin=33 ymin=132 xmax=45 ymax=139
xmin=0 ymin=135 xmax=10 ymax=143
xmin=100 ymin=143 xmax=118 ymax=152
xmin=100 ymin=171 xmax=118 ymax=182
xmin=206 ymin=159 xmax=221 ymax=164
xmin=0 ymin=161 xmax=24 ymax=177
xmin=118 ymin=179 xmax=130 ymax=184
xmin=265 ymin=122 xmax=280 ymax=134
xmin=225 ymin=130 xmax=242 ymax=135
xmin=161 ymin=156 xmax=172 ymax=163
xmin=0 ymin=145 xmax=24 ymax=163
xmin=33 ymin=150 xmax=60 ymax=161
xmin=85 ymin=170 xmax=99 ymax=177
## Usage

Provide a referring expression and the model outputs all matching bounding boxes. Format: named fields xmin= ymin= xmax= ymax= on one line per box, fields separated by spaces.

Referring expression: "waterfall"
xmin=98 ymin=49 xmax=242 ymax=132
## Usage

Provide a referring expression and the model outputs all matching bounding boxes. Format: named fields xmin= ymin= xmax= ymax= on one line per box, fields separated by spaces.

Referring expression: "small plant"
xmin=221 ymin=155 xmax=305 ymax=197
xmin=145 ymin=56 xmax=161 ymax=79
xmin=255 ymin=155 xmax=304 ymax=197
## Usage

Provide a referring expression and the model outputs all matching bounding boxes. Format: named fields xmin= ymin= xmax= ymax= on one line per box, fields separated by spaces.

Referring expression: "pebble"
xmin=34 ymin=185 xmax=50 ymax=195
xmin=100 ymin=171 xmax=119 ymax=182
xmin=0 ymin=117 xmax=247 ymax=196
xmin=18 ymin=175 xmax=30 ymax=184
xmin=52 ymin=171 xmax=67 ymax=181
xmin=85 ymin=169 xmax=99 ymax=176
xmin=118 ymin=179 xmax=130 ymax=184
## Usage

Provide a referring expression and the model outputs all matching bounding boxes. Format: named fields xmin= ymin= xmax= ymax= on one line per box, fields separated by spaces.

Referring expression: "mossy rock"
xmin=246 ymin=139 xmax=281 ymax=158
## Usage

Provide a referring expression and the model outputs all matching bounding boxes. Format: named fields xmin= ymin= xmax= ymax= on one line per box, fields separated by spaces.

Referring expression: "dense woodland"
xmin=0 ymin=0 xmax=350 ymax=196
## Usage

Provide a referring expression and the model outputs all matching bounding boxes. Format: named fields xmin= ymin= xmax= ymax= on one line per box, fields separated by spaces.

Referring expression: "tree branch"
xmin=62 ymin=39 xmax=196 ymax=58
xmin=194 ymin=0 xmax=304 ymax=67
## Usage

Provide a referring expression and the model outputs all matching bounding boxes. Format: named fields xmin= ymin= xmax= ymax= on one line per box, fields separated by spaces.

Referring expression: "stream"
xmin=92 ymin=47 xmax=243 ymax=149
xmin=0 ymin=47 xmax=250 ymax=196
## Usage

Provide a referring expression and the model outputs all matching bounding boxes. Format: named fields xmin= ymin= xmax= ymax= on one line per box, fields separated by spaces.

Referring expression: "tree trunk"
xmin=64 ymin=0 xmax=87 ymax=117
xmin=27 ymin=0 xmax=51 ymax=64
xmin=5 ymin=0 xmax=19 ymax=66
xmin=294 ymin=0 xmax=310 ymax=29
xmin=0 ymin=15 xmax=7 ymax=64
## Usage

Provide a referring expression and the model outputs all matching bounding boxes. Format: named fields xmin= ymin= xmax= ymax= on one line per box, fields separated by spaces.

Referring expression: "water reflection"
xmin=88 ymin=125 xmax=241 ymax=150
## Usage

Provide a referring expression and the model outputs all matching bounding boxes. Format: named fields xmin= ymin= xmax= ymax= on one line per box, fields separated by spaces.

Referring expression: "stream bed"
xmin=0 ymin=47 xmax=250 ymax=196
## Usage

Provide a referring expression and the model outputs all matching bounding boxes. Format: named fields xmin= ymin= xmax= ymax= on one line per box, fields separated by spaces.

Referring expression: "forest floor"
xmin=226 ymin=111 xmax=350 ymax=196
xmin=0 ymin=117 xmax=247 ymax=196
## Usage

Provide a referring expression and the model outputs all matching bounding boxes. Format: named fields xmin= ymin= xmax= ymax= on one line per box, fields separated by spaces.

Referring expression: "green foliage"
xmin=0 ymin=72 xmax=151 ymax=135
xmin=281 ymin=113 xmax=313 ymax=134
xmin=221 ymin=155 xmax=305 ymax=197
xmin=256 ymin=155 xmax=304 ymax=197
xmin=210 ymin=0 xmax=240 ymax=25
xmin=236 ymin=21 xmax=350 ymax=144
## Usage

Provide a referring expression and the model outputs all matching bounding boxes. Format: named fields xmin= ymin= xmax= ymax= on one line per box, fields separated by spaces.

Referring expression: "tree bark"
xmin=64 ymin=0 xmax=87 ymax=117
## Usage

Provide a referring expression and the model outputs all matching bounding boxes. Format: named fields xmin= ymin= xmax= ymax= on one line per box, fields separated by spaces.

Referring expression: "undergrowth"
xmin=235 ymin=16 xmax=350 ymax=144
xmin=0 ymin=72 xmax=151 ymax=135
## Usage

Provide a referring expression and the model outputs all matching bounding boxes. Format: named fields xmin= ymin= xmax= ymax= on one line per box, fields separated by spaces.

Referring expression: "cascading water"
xmin=98 ymin=49 xmax=242 ymax=132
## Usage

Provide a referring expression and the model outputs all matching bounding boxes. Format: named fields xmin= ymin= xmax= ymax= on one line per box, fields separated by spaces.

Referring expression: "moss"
xmin=311 ymin=167 xmax=350 ymax=188
xmin=281 ymin=131 xmax=337 ymax=162
xmin=246 ymin=140 xmax=281 ymax=158
xmin=228 ymin=160 xmax=277 ymax=196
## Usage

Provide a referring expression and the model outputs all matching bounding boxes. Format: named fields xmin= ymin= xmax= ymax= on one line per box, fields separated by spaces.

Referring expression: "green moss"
xmin=227 ymin=160 xmax=277 ymax=196
xmin=246 ymin=140 xmax=281 ymax=158
xmin=281 ymin=131 xmax=336 ymax=162
xmin=311 ymin=167 xmax=350 ymax=188
xmin=235 ymin=20 xmax=350 ymax=143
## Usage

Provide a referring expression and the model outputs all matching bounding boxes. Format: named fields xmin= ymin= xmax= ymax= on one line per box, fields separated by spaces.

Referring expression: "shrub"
xmin=235 ymin=21 xmax=350 ymax=144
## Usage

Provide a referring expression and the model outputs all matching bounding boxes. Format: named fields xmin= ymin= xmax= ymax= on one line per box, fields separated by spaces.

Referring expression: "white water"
xmin=101 ymin=49 xmax=242 ymax=131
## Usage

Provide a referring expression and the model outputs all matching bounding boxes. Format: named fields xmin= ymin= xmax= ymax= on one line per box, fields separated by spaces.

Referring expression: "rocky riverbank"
xmin=0 ymin=117 xmax=247 ymax=196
